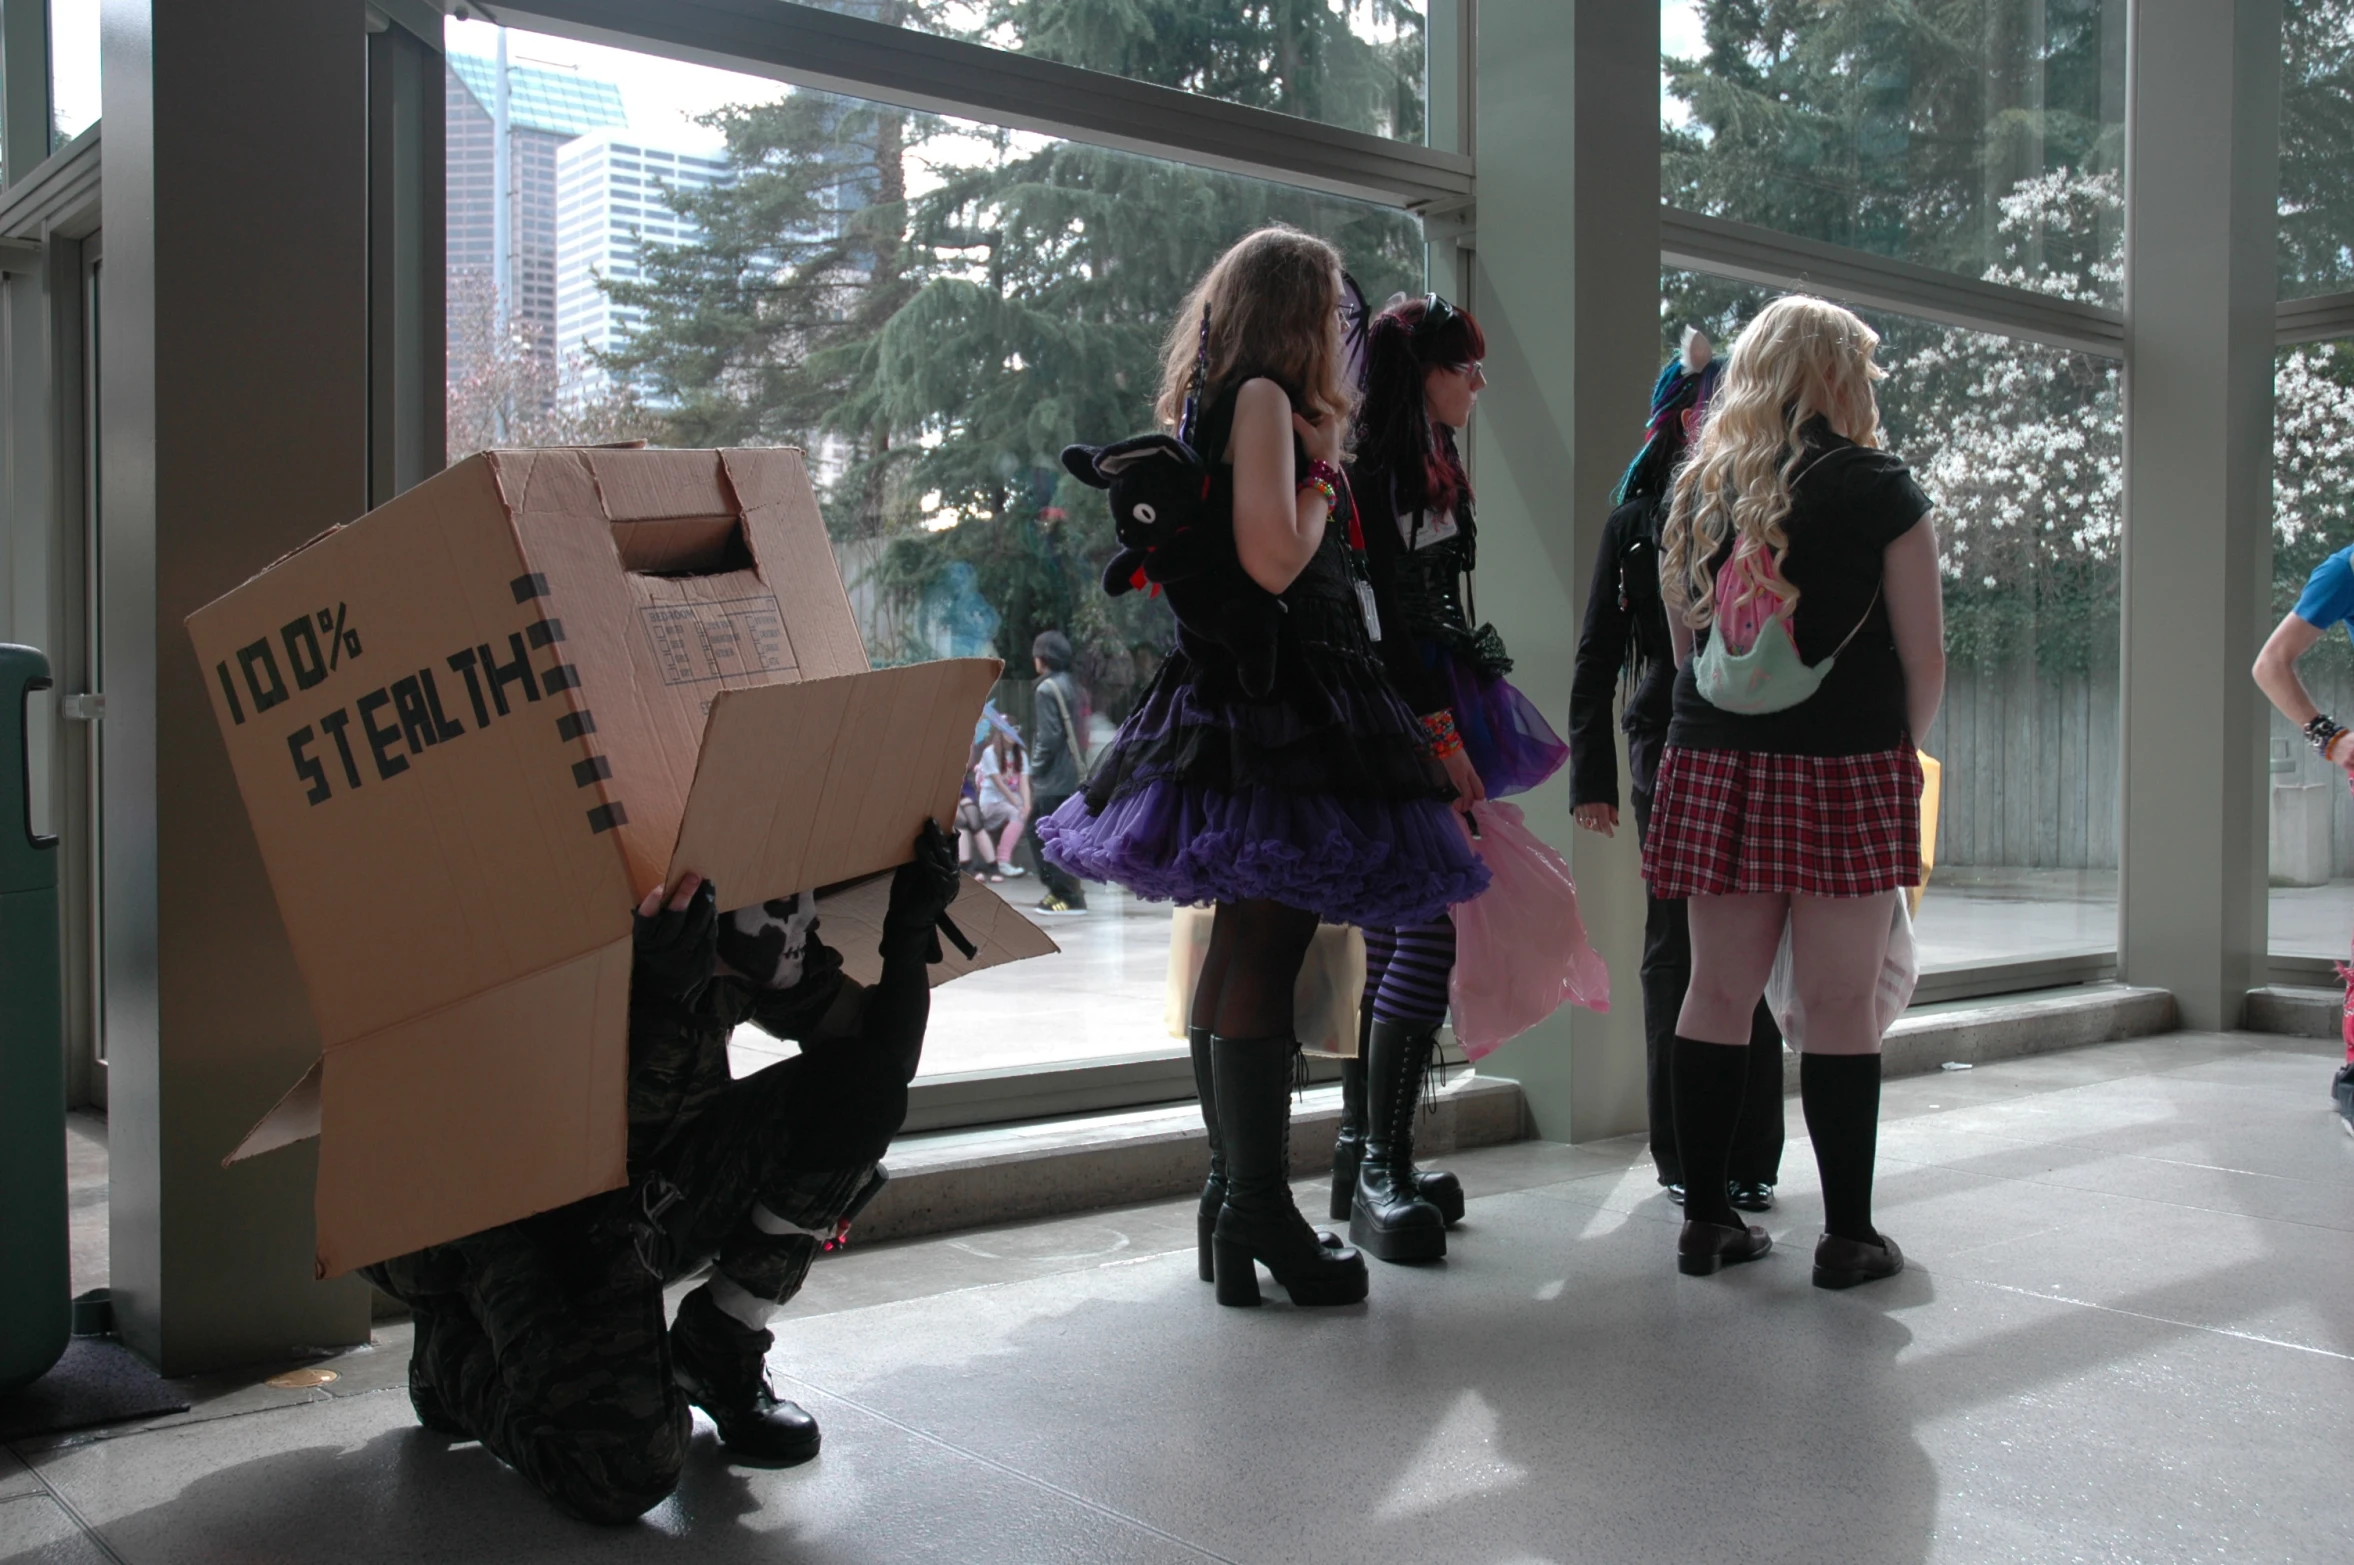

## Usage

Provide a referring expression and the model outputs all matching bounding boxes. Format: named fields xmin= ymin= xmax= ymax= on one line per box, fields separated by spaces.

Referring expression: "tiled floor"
xmin=7 ymin=1032 xmax=2350 ymax=1563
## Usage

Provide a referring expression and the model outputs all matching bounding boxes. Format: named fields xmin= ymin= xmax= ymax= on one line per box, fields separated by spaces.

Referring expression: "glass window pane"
xmin=2280 ymin=5 xmax=2354 ymax=300
xmin=448 ymin=21 xmax=1422 ymax=1076
xmin=2266 ymin=339 xmax=2354 ymax=958
xmin=1662 ymin=269 xmax=2123 ymax=974
xmin=800 ymin=0 xmax=1428 ymax=142
xmin=1661 ymin=0 xmax=2126 ymax=307
xmin=50 ymin=0 xmax=101 ymax=146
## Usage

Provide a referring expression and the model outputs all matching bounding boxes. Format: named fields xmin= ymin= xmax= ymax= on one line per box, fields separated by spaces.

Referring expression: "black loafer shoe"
xmin=1812 ymin=1231 xmax=1904 ymax=1290
xmin=1676 ymin=1218 xmax=1771 ymax=1276
xmin=1727 ymin=1179 xmax=1775 ymax=1213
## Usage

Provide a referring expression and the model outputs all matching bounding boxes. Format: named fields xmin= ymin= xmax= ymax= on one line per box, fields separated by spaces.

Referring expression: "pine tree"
xmin=593 ymin=0 xmax=1427 ymax=711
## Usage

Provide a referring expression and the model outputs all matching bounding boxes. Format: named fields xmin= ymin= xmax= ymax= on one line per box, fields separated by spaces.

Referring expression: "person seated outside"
xmin=2252 ymin=556 xmax=2354 ymax=1136
xmin=363 ymin=823 xmax=962 ymax=1524
xmin=964 ymin=724 xmax=1032 ymax=882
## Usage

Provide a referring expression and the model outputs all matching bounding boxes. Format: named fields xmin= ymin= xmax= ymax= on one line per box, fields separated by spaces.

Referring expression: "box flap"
xmin=817 ymin=872 xmax=1060 ymax=988
xmin=310 ymin=936 xmax=635 ymax=1277
xmin=224 ymin=1059 xmax=325 ymax=1165
xmin=666 ymin=659 xmax=1001 ymax=908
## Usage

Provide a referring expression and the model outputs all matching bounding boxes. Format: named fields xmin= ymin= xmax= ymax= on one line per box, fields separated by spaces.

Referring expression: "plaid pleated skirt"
xmin=1641 ymin=745 xmax=1923 ymax=899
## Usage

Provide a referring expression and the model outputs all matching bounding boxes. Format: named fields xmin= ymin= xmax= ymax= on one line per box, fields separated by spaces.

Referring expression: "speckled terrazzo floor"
xmin=6 ymin=1031 xmax=2350 ymax=1564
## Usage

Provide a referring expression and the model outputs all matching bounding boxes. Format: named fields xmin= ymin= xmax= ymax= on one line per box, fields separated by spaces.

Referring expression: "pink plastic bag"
xmin=1447 ymin=800 xmax=1610 ymax=1059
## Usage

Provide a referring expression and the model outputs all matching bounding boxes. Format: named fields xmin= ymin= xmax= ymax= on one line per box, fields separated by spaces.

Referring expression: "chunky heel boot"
xmin=1190 ymin=1024 xmax=1225 ymax=1282
xmin=1349 ymin=1020 xmax=1449 ymax=1263
xmin=1210 ymin=1035 xmax=1369 ymax=1308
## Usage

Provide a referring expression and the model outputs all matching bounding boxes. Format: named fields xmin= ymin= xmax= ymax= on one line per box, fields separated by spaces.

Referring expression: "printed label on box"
xmin=639 ymin=597 xmax=792 ymax=686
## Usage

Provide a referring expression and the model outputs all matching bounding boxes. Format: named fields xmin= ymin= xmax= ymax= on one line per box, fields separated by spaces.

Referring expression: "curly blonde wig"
xmin=1662 ymin=294 xmax=1886 ymax=628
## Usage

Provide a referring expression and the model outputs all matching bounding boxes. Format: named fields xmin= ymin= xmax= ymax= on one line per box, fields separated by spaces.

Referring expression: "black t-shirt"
xmin=1666 ymin=425 xmax=1933 ymax=756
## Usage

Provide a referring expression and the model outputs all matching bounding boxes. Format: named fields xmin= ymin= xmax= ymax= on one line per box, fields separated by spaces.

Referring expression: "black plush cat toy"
xmin=1061 ymin=306 xmax=1283 ymax=696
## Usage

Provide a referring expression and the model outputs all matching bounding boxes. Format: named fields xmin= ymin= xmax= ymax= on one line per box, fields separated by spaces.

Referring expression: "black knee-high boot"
xmin=1330 ymin=1006 xmax=1370 ymax=1223
xmin=1211 ymin=1035 xmax=1369 ymax=1308
xmin=1191 ymin=1024 xmax=1224 ymax=1282
xmin=1801 ymin=1051 xmax=1903 ymax=1288
xmin=1672 ymin=1035 xmax=1771 ymax=1276
xmin=1350 ymin=1019 xmax=1448 ymax=1262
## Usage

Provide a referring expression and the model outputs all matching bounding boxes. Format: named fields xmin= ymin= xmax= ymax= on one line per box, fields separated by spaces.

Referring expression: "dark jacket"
xmin=1031 ymin=669 xmax=1085 ymax=796
xmin=1350 ymin=458 xmax=1464 ymax=719
xmin=1569 ymin=496 xmax=1678 ymax=807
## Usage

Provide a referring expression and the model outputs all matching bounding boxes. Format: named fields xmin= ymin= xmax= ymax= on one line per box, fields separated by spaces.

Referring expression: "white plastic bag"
xmin=1764 ymin=892 xmax=1917 ymax=1051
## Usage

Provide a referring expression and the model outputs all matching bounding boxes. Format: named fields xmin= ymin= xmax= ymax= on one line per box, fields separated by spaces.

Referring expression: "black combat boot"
xmin=1329 ymin=1005 xmax=1371 ymax=1222
xmin=670 ymin=1286 xmax=821 ymax=1465
xmin=1210 ymin=1035 xmax=1369 ymax=1308
xmin=1349 ymin=1019 xmax=1449 ymax=1262
xmin=1332 ymin=1008 xmax=1464 ymax=1224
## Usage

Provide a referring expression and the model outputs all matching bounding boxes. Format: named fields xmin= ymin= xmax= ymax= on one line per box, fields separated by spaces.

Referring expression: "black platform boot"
xmin=670 ymin=1286 xmax=822 ymax=1465
xmin=1333 ymin=1008 xmax=1465 ymax=1226
xmin=1349 ymin=1019 xmax=1449 ymax=1262
xmin=1211 ymin=1035 xmax=1369 ymax=1308
xmin=1329 ymin=1006 xmax=1371 ymax=1222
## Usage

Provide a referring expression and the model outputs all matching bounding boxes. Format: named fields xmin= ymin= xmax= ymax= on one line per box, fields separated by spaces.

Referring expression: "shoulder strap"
xmin=1040 ymin=676 xmax=1086 ymax=759
xmin=1827 ymin=584 xmax=1884 ymax=660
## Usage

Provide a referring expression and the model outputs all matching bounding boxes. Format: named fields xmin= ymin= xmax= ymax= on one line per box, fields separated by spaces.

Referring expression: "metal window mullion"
xmin=1661 ymin=205 xmax=2126 ymax=359
xmin=2276 ymin=289 xmax=2354 ymax=347
xmin=474 ymin=0 xmax=1472 ymax=209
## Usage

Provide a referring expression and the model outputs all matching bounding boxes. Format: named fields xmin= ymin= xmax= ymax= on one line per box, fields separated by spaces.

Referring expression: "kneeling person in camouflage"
xmin=364 ymin=823 xmax=962 ymax=1523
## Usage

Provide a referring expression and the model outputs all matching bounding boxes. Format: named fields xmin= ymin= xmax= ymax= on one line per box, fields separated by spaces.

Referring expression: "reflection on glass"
xmin=2281 ymin=3 xmax=2354 ymax=300
xmin=1661 ymin=0 xmax=2126 ymax=307
xmin=2266 ymin=339 xmax=2354 ymax=957
xmin=50 ymin=0 xmax=102 ymax=146
xmin=802 ymin=0 xmax=1429 ymax=142
xmin=1662 ymin=268 xmax=2123 ymax=974
xmin=447 ymin=25 xmax=1423 ymax=1074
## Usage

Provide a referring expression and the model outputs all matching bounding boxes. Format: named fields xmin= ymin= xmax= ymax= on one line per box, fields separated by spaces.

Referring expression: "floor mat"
xmin=0 ymin=1339 xmax=189 ymax=1441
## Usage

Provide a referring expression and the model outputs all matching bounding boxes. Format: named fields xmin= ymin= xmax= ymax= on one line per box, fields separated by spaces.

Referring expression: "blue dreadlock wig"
xmin=1612 ymin=328 xmax=1724 ymax=505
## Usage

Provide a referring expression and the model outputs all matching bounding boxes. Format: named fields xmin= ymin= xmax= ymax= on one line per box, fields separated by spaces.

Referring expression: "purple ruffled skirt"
xmin=1037 ymin=645 xmax=1490 ymax=929
xmin=1428 ymin=648 xmax=1569 ymax=799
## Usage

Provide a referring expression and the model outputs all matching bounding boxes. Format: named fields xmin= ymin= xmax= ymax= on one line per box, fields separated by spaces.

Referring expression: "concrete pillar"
xmin=103 ymin=0 xmax=372 ymax=1372
xmin=1469 ymin=1 xmax=1657 ymax=1140
xmin=2117 ymin=0 xmax=2282 ymax=1029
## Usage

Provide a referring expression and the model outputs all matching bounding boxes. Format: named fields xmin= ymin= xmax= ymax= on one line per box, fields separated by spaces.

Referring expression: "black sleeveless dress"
xmin=1036 ymin=381 xmax=1489 ymax=927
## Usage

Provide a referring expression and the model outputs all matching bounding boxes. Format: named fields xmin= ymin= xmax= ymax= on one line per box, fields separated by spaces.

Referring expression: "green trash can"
xmin=0 ymin=644 xmax=67 ymax=1395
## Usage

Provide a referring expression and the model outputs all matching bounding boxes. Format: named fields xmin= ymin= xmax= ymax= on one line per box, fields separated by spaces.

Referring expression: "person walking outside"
xmin=1029 ymin=630 xmax=1090 ymax=913
xmin=1570 ymin=326 xmax=1787 ymax=1214
xmin=1338 ymin=291 xmax=1568 ymax=1262
xmin=1039 ymin=225 xmax=1488 ymax=1309
xmin=1644 ymin=294 xmax=1944 ymax=1289
xmin=2251 ymin=555 xmax=2354 ymax=1134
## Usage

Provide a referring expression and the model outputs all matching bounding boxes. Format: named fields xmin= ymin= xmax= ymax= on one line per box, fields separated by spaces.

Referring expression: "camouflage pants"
xmin=366 ymin=1053 xmax=886 ymax=1524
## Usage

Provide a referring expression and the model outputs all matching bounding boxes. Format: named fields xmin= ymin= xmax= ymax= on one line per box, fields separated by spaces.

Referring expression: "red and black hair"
xmin=1352 ymin=293 xmax=1487 ymax=518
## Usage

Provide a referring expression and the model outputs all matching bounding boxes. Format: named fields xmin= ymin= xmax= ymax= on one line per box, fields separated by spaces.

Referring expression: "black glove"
xmin=881 ymin=818 xmax=961 ymax=962
xmin=633 ymin=878 xmax=718 ymax=1002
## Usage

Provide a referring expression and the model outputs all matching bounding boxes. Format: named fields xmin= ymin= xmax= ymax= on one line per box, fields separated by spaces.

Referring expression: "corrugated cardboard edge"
xmin=819 ymin=873 xmax=1060 ymax=988
xmin=225 ymin=1060 xmax=324 ymax=1164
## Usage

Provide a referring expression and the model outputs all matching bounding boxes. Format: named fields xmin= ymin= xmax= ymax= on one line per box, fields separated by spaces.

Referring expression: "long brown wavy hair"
xmin=1662 ymin=294 xmax=1886 ymax=628
xmin=1155 ymin=226 xmax=1356 ymax=448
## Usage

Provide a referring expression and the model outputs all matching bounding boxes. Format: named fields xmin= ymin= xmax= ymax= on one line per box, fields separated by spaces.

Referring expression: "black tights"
xmin=1190 ymin=898 xmax=1319 ymax=1040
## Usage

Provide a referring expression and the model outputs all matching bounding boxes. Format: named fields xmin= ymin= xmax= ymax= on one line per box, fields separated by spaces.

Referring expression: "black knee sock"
xmin=1801 ymin=1052 xmax=1882 ymax=1242
xmin=1671 ymin=1035 xmax=1750 ymax=1226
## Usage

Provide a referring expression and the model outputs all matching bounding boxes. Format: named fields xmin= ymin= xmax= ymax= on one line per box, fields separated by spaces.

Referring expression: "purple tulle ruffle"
xmin=1434 ymin=654 xmax=1568 ymax=799
xmin=1037 ymin=778 xmax=1490 ymax=930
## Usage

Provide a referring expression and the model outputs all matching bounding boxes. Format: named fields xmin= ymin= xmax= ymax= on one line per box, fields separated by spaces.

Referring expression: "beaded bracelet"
xmin=1299 ymin=457 xmax=1343 ymax=515
xmin=1420 ymin=708 xmax=1465 ymax=759
xmin=2307 ymin=713 xmax=2346 ymax=758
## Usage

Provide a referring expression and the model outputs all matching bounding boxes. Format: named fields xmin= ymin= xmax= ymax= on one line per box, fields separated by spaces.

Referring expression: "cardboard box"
xmin=188 ymin=447 xmax=1027 ymax=1276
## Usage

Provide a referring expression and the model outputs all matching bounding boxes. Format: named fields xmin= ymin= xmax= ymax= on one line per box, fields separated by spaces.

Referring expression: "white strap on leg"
xmin=750 ymin=1203 xmax=834 ymax=1240
xmin=708 ymin=1273 xmax=782 ymax=1331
